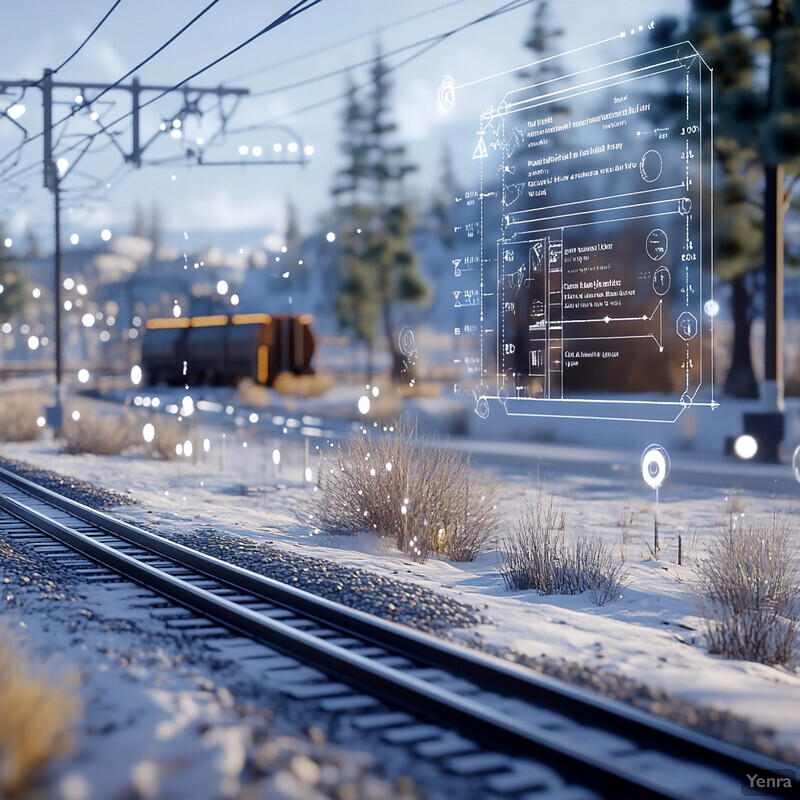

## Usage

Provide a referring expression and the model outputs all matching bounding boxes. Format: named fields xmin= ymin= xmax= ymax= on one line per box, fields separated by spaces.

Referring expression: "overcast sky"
xmin=0 ymin=0 xmax=686 ymax=253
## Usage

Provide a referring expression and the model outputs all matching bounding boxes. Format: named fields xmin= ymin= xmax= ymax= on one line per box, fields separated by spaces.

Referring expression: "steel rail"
xmin=0 ymin=465 xmax=792 ymax=799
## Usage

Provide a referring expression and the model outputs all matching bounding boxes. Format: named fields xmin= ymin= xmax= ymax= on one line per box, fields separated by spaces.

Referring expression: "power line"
xmin=140 ymin=0 xmax=325 ymax=109
xmin=225 ymin=0 xmax=476 ymax=84
xmin=53 ymin=0 xmax=126 ymax=74
xmin=80 ymin=0 xmax=225 ymax=109
xmin=0 ymin=0 xmax=323 ymax=175
xmin=234 ymin=0 xmax=535 ymax=130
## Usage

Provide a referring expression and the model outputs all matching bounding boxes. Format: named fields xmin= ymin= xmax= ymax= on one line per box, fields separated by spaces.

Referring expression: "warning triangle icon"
xmin=472 ymin=136 xmax=488 ymax=160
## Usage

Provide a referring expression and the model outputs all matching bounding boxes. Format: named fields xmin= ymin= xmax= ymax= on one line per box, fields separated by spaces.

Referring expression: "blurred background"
xmin=0 ymin=0 xmax=798 ymax=460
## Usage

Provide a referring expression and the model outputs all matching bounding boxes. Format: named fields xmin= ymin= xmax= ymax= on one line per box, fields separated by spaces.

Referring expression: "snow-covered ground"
xmin=2 ymin=397 xmax=799 ymax=779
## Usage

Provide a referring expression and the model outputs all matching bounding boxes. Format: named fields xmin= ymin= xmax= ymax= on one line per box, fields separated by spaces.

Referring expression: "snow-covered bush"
xmin=696 ymin=513 xmax=799 ymax=667
xmin=499 ymin=490 xmax=628 ymax=606
xmin=141 ymin=414 xmax=186 ymax=460
xmin=312 ymin=424 xmax=499 ymax=563
xmin=0 ymin=627 xmax=78 ymax=796
xmin=61 ymin=406 xmax=132 ymax=455
xmin=0 ymin=391 xmax=45 ymax=442
xmin=272 ymin=371 xmax=334 ymax=398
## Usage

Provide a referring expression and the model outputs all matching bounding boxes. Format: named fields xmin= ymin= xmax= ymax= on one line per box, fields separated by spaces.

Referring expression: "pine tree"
xmin=332 ymin=56 xmax=429 ymax=383
xmin=656 ymin=0 xmax=800 ymax=397
xmin=0 ymin=236 xmax=26 ymax=322
xmin=332 ymin=76 xmax=379 ymax=376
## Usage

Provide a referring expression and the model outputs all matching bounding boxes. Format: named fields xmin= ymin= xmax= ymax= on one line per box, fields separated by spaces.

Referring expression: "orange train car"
xmin=141 ymin=313 xmax=316 ymax=386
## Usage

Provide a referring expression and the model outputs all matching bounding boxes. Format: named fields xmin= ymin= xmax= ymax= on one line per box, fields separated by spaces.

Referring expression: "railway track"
xmin=0 ymin=464 xmax=794 ymax=800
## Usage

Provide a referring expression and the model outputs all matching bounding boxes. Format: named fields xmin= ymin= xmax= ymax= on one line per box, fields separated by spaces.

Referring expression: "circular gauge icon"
xmin=653 ymin=267 xmax=671 ymax=296
xmin=641 ymin=444 xmax=670 ymax=490
xmin=398 ymin=326 xmax=416 ymax=356
xmin=437 ymin=75 xmax=455 ymax=114
xmin=475 ymin=396 xmax=490 ymax=419
xmin=640 ymin=150 xmax=663 ymax=183
xmin=646 ymin=228 xmax=668 ymax=261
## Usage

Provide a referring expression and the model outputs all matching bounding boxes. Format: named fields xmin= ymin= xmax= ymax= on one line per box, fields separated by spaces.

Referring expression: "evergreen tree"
xmin=656 ymin=0 xmax=800 ymax=397
xmin=284 ymin=198 xmax=306 ymax=291
xmin=332 ymin=76 xmax=379 ymax=376
xmin=332 ymin=56 xmax=429 ymax=382
xmin=0 ymin=236 xmax=26 ymax=321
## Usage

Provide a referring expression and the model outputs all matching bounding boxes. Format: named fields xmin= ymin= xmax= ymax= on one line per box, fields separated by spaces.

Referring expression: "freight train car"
xmin=141 ymin=313 xmax=315 ymax=386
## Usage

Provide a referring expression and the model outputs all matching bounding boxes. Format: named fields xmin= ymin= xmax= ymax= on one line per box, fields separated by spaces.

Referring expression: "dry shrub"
xmin=313 ymin=424 xmax=499 ymax=563
xmin=61 ymin=406 xmax=133 ymax=455
xmin=499 ymin=490 xmax=628 ymax=606
xmin=696 ymin=513 xmax=800 ymax=667
xmin=272 ymin=371 xmax=334 ymax=398
xmin=143 ymin=414 xmax=186 ymax=460
xmin=236 ymin=378 xmax=270 ymax=408
xmin=0 ymin=628 xmax=79 ymax=796
xmin=0 ymin=391 xmax=46 ymax=442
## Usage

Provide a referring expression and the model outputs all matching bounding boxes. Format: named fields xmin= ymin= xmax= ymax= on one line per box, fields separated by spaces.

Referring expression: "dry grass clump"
xmin=499 ymin=490 xmax=628 ymax=606
xmin=61 ymin=406 xmax=133 ymax=455
xmin=696 ymin=513 xmax=800 ymax=667
xmin=272 ymin=371 xmax=333 ymax=398
xmin=236 ymin=378 xmax=270 ymax=408
xmin=142 ymin=414 xmax=186 ymax=460
xmin=0 ymin=628 xmax=79 ymax=796
xmin=0 ymin=391 xmax=46 ymax=442
xmin=313 ymin=425 xmax=499 ymax=563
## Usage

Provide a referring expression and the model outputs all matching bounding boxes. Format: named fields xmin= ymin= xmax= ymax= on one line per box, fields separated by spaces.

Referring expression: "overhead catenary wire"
xmin=52 ymin=0 xmax=126 ymax=74
xmin=0 ymin=0 xmax=324 ymax=184
xmin=224 ymin=0 xmax=476 ymax=83
xmin=232 ymin=0 xmax=535 ymax=130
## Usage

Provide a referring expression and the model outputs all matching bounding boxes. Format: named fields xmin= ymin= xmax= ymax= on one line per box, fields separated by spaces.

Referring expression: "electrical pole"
xmin=1 ymin=71 xmax=250 ymax=431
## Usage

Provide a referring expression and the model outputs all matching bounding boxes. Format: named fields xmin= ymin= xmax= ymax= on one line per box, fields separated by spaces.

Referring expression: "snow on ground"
xmin=2 ymin=398 xmax=800 ymax=769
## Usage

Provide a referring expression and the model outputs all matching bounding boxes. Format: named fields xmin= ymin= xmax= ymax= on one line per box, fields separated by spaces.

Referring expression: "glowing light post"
xmin=641 ymin=445 xmax=670 ymax=560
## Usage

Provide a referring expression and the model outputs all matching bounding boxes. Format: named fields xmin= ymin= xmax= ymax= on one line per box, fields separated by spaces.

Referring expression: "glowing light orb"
xmin=3 ymin=238 xmax=11 ymax=248
xmin=78 ymin=369 xmax=90 ymax=383
xmin=641 ymin=444 xmax=669 ymax=489
xmin=130 ymin=365 xmax=142 ymax=385
xmin=216 ymin=280 xmax=229 ymax=295
xmin=734 ymin=434 xmax=758 ymax=460
xmin=305 ymin=467 xmax=313 ymax=483
xmin=71 ymin=410 xmax=80 ymax=421
xmin=180 ymin=395 xmax=194 ymax=416
xmin=27 ymin=335 xmax=39 ymax=351
xmin=272 ymin=449 xmax=281 ymax=465
xmin=70 ymin=234 xmax=80 ymax=245
xmin=203 ymin=438 xmax=211 ymax=452
xmin=357 ymin=395 xmax=370 ymax=415
xmin=326 ymin=231 xmax=336 ymax=243
xmin=704 ymin=299 xmax=719 ymax=317
xmin=304 ymin=144 xmax=314 ymax=156
xmin=142 ymin=423 xmax=155 ymax=443
xmin=184 ymin=440 xmax=193 ymax=458
xmin=81 ymin=313 xmax=94 ymax=327
xmin=101 ymin=228 xmax=112 ymax=241
xmin=37 ymin=416 xmax=46 ymax=428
